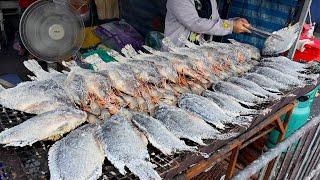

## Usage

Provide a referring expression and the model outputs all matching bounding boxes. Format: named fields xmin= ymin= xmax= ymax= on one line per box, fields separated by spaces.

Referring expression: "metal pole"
xmin=302 ymin=125 xmax=320 ymax=177
xmin=295 ymin=125 xmax=320 ymax=180
xmin=305 ymin=162 xmax=320 ymax=180
xmin=232 ymin=116 xmax=320 ymax=180
xmin=287 ymin=0 xmax=313 ymax=59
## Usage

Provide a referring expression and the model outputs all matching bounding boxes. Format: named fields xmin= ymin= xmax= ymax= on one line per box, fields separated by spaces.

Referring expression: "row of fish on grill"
xmin=0 ymin=34 xmax=318 ymax=180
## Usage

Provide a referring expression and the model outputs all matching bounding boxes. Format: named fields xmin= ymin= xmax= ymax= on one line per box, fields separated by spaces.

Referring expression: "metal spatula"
xmin=249 ymin=26 xmax=284 ymax=41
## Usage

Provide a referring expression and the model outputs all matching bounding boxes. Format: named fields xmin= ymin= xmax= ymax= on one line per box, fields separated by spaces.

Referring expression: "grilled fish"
xmin=142 ymin=45 xmax=210 ymax=85
xmin=96 ymin=110 xmax=161 ymax=180
xmin=67 ymin=67 xmax=112 ymax=103
xmin=154 ymin=104 xmax=224 ymax=145
xmin=0 ymin=79 xmax=73 ymax=114
xmin=244 ymin=73 xmax=288 ymax=92
xmin=0 ymin=107 xmax=87 ymax=147
xmin=178 ymin=93 xmax=235 ymax=129
xmin=133 ymin=51 xmax=179 ymax=84
xmin=24 ymin=60 xmax=111 ymax=108
xmin=228 ymin=39 xmax=261 ymax=60
xmin=259 ymin=60 xmax=318 ymax=81
xmin=262 ymin=23 xmax=300 ymax=56
xmin=255 ymin=67 xmax=304 ymax=86
xmin=202 ymin=90 xmax=256 ymax=115
xmin=23 ymin=60 xmax=65 ymax=81
xmin=199 ymin=41 xmax=254 ymax=73
xmin=213 ymin=81 xmax=264 ymax=105
xmin=121 ymin=60 xmax=162 ymax=86
xmin=131 ymin=112 xmax=196 ymax=155
xmin=48 ymin=124 xmax=104 ymax=180
xmin=98 ymin=62 xmax=141 ymax=97
xmin=228 ymin=77 xmax=280 ymax=100
xmin=0 ymin=84 xmax=5 ymax=91
xmin=259 ymin=62 xmax=306 ymax=77
xmin=263 ymin=56 xmax=306 ymax=70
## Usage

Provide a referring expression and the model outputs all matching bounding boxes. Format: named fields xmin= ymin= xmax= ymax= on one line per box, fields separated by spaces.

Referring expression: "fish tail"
xmin=234 ymin=116 xmax=253 ymax=128
xmin=215 ymin=132 xmax=239 ymax=140
xmin=0 ymin=84 xmax=5 ymax=91
xmin=23 ymin=59 xmax=47 ymax=77
xmin=48 ymin=141 xmax=63 ymax=180
xmin=127 ymin=160 xmax=161 ymax=180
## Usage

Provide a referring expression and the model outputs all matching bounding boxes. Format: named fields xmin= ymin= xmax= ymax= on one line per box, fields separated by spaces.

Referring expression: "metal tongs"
xmin=249 ymin=26 xmax=284 ymax=41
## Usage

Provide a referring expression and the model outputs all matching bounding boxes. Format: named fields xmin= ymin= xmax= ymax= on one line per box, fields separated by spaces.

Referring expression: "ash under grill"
xmin=0 ymin=105 xmax=180 ymax=180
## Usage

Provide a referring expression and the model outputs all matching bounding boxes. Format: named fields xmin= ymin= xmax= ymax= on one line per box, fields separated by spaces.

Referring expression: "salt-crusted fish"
xmin=178 ymin=93 xmax=236 ymax=129
xmin=121 ymin=60 xmax=162 ymax=86
xmin=137 ymin=53 xmax=179 ymax=83
xmin=263 ymin=56 xmax=307 ymax=70
xmin=67 ymin=67 xmax=112 ymax=102
xmin=0 ymin=107 xmax=87 ymax=147
xmin=61 ymin=64 xmax=115 ymax=110
xmin=98 ymin=51 xmax=164 ymax=86
xmin=262 ymin=23 xmax=300 ymax=56
xmin=259 ymin=60 xmax=319 ymax=81
xmin=0 ymin=79 xmax=73 ymax=114
xmin=228 ymin=39 xmax=261 ymax=60
xmin=48 ymin=124 xmax=104 ymax=180
xmin=259 ymin=61 xmax=305 ymax=77
xmin=172 ymin=40 xmax=231 ymax=79
xmin=0 ymin=84 xmax=5 ymax=91
xmin=213 ymin=81 xmax=265 ymax=105
xmin=154 ymin=104 xmax=225 ymax=145
xmin=202 ymin=90 xmax=257 ymax=115
xmin=143 ymin=45 xmax=211 ymax=85
xmin=244 ymin=73 xmax=289 ymax=93
xmin=199 ymin=40 xmax=255 ymax=73
xmin=228 ymin=77 xmax=280 ymax=100
xmin=163 ymin=37 xmax=220 ymax=83
xmin=23 ymin=59 xmax=65 ymax=81
xmin=96 ymin=110 xmax=161 ymax=180
xmin=24 ymin=59 xmax=112 ymax=108
xmin=254 ymin=67 xmax=304 ymax=86
xmin=98 ymin=62 xmax=141 ymax=96
xmin=131 ymin=112 xmax=196 ymax=155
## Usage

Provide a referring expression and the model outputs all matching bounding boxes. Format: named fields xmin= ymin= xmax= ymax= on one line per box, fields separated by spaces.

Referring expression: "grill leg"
xmin=226 ymin=146 xmax=241 ymax=180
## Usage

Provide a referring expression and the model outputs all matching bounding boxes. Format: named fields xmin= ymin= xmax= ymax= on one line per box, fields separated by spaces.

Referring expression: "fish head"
xmin=62 ymin=71 xmax=92 ymax=107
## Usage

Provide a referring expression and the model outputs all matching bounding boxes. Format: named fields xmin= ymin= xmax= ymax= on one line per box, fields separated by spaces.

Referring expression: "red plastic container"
xmin=294 ymin=24 xmax=320 ymax=62
xmin=19 ymin=0 xmax=36 ymax=9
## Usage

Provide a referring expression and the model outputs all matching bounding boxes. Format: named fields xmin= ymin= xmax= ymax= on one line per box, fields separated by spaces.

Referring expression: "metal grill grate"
xmin=0 ymin=105 xmax=180 ymax=179
xmin=0 ymin=106 xmax=51 ymax=179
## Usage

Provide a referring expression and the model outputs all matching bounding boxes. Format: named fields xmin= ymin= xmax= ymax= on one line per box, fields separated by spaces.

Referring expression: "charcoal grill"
xmin=0 ymin=80 xmax=319 ymax=180
xmin=0 ymin=105 xmax=183 ymax=180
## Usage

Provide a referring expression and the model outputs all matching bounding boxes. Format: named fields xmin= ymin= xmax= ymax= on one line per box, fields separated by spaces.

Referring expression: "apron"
xmin=189 ymin=0 xmax=212 ymax=44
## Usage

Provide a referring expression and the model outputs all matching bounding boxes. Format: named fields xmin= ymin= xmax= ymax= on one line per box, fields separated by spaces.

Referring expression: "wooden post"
xmin=226 ymin=146 xmax=241 ymax=180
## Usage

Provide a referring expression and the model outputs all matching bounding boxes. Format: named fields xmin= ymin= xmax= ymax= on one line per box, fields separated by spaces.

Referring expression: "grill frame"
xmin=0 ymin=82 xmax=318 ymax=180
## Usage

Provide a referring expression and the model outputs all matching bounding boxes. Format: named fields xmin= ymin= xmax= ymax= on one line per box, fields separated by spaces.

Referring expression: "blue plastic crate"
xmin=222 ymin=0 xmax=300 ymax=49
xmin=0 ymin=74 xmax=22 ymax=86
xmin=311 ymin=0 xmax=320 ymax=24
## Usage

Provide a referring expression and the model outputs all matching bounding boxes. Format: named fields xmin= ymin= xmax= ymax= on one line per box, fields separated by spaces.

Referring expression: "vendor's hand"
xmin=233 ymin=18 xmax=251 ymax=34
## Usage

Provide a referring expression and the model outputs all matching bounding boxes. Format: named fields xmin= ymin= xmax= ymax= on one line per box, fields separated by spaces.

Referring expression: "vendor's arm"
xmin=167 ymin=0 xmax=250 ymax=35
